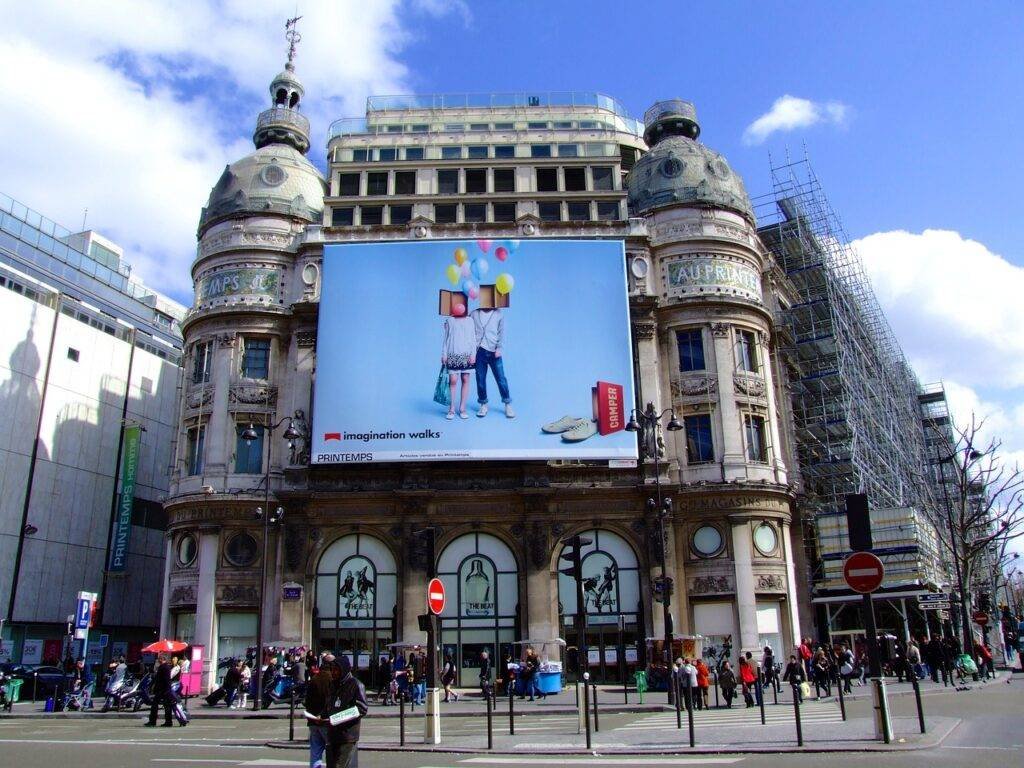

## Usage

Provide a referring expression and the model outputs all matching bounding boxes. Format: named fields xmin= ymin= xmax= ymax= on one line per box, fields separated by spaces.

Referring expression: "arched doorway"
xmin=436 ymin=532 xmax=520 ymax=686
xmin=558 ymin=529 xmax=642 ymax=683
xmin=314 ymin=533 xmax=397 ymax=684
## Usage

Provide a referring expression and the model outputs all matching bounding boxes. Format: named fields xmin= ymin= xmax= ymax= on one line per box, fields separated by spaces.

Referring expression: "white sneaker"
xmin=505 ymin=404 xmax=516 ymax=419
xmin=477 ymin=404 xmax=489 ymax=417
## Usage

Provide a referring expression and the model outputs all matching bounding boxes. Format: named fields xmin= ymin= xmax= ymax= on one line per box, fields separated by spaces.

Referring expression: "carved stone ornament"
xmin=169 ymin=585 xmax=196 ymax=606
xmin=733 ymin=374 xmax=766 ymax=398
xmin=529 ymin=521 xmax=550 ymax=570
xmin=632 ymin=321 xmax=657 ymax=340
xmin=710 ymin=322 xmax=730 ymax=338
xmin=288 ymin=409 xmax=310 ymax=465
xmin=296 ymin=331 xmax=317 ymax=348
xmin=413 ymin=225 xmax=428 ymax=239
xmin=690 ymin=575 xmax=732 ymax=595
xmin=522 ymin=222 xmax=537 ymax=236
xmin=671 ymin=376 xmax=718 ymax=398
xmin=216 ymin=333 xmax=236 ymax=348
xmin=300 ymin=261 xmax=320 ymax=301
xmin=186 ymin=389 xmax=213 ymax=409
xmin=284 ymin=524 xmax=307 ymax=572
xmin=229 ymin=385 xmax=278 ymax=405
xmin=217 ymin=584 xmax=259 ymax=605
xmin=756 ymin=574 xmax=784 ymax=591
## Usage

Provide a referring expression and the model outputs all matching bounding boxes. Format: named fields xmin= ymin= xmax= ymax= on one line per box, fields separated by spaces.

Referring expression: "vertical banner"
xmin=108 ymin=425 xmax=141 ymax=572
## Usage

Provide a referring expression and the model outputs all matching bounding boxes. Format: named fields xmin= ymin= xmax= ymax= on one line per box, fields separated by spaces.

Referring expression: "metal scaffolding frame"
xmin=754 ymin=156 xmax=940 ymax=594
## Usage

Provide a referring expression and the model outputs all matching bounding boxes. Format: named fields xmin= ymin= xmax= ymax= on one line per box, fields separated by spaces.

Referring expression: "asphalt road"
xmin=0 ymin=676 xmax=1020 ymax=767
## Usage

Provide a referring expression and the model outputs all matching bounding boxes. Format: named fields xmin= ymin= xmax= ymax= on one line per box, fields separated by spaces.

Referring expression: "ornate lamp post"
xmin=626 ymin=402 xmax=683 ymax=702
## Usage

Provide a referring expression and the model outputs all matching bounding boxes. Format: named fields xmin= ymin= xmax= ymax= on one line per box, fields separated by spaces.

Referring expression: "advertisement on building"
xmin=312 ymin=239 xmax=637 ymax=462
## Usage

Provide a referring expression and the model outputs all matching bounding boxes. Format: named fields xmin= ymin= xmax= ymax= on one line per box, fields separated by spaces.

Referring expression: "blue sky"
xmin=2 ymin=0 xmax=1023 ymax=477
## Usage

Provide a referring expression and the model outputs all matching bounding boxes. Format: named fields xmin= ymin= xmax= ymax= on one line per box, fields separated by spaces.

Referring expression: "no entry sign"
xmin=843 ymin=551 xmax=885 ymax=594
xmin=427 ymin=577 xmax=446 ymax=615
xmin=972 ymin=610 xmax=989 ymax=626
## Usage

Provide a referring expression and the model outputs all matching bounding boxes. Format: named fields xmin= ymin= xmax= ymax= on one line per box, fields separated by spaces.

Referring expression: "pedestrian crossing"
xmin=615 ymin=703 xmax=843 ymax=732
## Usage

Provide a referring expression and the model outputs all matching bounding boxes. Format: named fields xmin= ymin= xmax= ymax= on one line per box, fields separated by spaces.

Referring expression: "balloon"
xmin=504 ymin=239 xmax=520 ymax=253
xmin=451 ymin=302 xmax=466 ymax=317
xmin=495 ymin=273 xmax=514 ymax=295
xmin=454 ymin=247 xmax=468 ymax=265
xmin=462 ymin=279 xmax=477 ymax=294
xmin=476 ymin=239 xmax=492 ymax=253
xmin=468 ymin=287 xmax=479 ymax=300
xmin=460 ymin=261 xmax=472 ymax=278
xmin=471 ymin=258 xmax=489 ymax=280
xmin=445 ymin=264 xmax=460 ymax=286
xmin=494 ymin=246 xmax=508 ymax=262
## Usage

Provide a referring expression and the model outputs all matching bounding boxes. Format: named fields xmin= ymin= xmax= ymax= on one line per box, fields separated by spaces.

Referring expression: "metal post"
xmin=912 ymin=675 xmax=926 ymax=734
xmin=582 ymin=676 xmax=591 ymax=750
xmin=486 ymin=689 xmax=493 ymax=750
xmin=756 ymin=676 xmax=765 ymax=725
xmin=772 ymin=674 xmax=778 ymax=706
xmin=399 ymin=693 xmax=405 ymax=746
xmin=713 ymin=670 xmax=719 ymax=708
xmin=508 ymin=683 xmax=514 ymax=735
xmin=591 ymin=681 xmax=599 ymax=732
xmin=837 ymin=670 xmax=846 ymax=721
xmin=33 ymin=671 xmax=38 ymax=702
xmin=792 ymin=682 xmax=803 ymax=747
xmin=684 ymin=681 xmax=695 ymax=748
xmin=675 ymin=675 xmax=682 ymax=729
xmin=288 ymin=688 xmax=295 ymax=741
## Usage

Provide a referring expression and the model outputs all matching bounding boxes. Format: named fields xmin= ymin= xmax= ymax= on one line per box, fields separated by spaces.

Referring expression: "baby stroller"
xmin=953 ymin=653 xmax=978 ymax=688
xmin=63 ymin=681 xmax=94 ymax=711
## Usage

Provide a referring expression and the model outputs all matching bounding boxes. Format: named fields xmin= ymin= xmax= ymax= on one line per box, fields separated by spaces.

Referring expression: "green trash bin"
xmin=3 ymin=678 xmax=23 ymax=711
xmin=634 ymin=670 xmax=648 ymax=704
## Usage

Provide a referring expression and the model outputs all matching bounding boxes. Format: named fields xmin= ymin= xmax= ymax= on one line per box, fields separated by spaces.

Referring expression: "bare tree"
xmin=933 ymin=414 xmax=1024 ymax=655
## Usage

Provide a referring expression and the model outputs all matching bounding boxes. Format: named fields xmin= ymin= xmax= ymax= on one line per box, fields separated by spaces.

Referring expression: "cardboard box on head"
xmin=477 ymin=284 xmax=510 ymax=310
xmin=439 ymin=290 xmax=469 ymax=317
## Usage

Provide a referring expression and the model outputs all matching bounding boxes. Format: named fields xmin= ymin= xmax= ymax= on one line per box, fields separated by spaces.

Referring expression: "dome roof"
xmin=627 ymin=101 xmax=752 ymax=220
xmin=200 ymin=143 xmax=325 ymax=231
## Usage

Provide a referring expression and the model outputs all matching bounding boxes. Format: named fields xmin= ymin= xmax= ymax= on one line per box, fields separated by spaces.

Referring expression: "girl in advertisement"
xmin=442 ymin=306 xmax=477 ymax=420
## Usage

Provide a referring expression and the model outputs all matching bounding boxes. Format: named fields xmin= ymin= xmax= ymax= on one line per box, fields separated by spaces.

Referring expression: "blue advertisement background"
xmin=312 ymin=239 xmax=637 ymax=462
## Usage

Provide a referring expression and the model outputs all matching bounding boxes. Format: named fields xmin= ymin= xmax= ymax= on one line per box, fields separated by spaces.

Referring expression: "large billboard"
xmin=311 ymin=239 xmax=637 ymax=463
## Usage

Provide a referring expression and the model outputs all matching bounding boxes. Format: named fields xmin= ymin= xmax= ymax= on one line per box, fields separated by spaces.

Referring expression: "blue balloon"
xmin=504 ymin=239 xmax=521 ymax=253
xmin=471 ymin=258 xmax=490 ymax=280
xmin=462 ymin=278 xmax=477 ymax=294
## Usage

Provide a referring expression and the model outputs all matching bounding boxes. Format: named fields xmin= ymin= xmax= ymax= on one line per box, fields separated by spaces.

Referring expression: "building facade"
xmin=165 ymin=56 xmax=812 ymax=690
xmin=0 ymin=194 xmax=185 ymax=664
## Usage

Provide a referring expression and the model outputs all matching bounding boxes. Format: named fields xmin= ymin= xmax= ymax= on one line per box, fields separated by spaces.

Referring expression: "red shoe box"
xmin=592 ymin=381 xmax=626 ymax=436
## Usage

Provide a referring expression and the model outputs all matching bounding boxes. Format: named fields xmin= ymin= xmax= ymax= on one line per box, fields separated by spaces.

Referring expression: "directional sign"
xmin=918 ymin=593 xmax=950 ymax=603
xmin=919 ymin=602 xmax=951 ymax=611
xmin=843 ymin=552 xmax=885 ymax=594
xmin=75 ymin=597 xmax=92 ymax=630
xmin=427 ymin=577 xmax=446 ymax=615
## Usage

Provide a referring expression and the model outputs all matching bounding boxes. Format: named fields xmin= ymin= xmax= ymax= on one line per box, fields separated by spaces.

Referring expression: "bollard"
xmin=675 ymin=677 xmax=682 ymax=729
xmin=508 ymin=685 xmax=514 ymax=736
xmin=399 ymin=693 xmax=406 ymax=747
xmin=288 ymin=688 xmax=295 ymax=741
xmin=591 ymin=682 xmax=599 ymax=733
xmin=33 ymin=672 xmax=38 ymax=702
xmin=713 ymin=670 xmax=719 ymax=708
xmin=791 ymin=682 xmax=803 ymax=747
xmin=911 ymin=675 xmax=926 ymax=733
xmin=756 ymin=676 xmax=765 ymax=725
xmin=624 ymin=673 xmax=628 ymax=705
xmin=486 ymin=690 xmax=493 ymax=750
xmin=684 ymin=683 xmax=695 ymax=748
xmin=837 ymin=674 xmax=846 ymax=721
xmin=582 ymin=676 xmax=592 ymax=750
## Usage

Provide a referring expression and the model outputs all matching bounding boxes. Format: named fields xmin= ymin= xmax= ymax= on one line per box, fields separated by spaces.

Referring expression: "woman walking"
xmin=812 ymin=649 xmax=831 ymax=698
xmin=782 ymin=653 xmax=807 ymax=703
xmin=441 ymin=652 xmax=459 ymax=702
xmin=695 ymin=658 xmax=710 ymax=710
xmin=738 ymin=656 xmax=757 ymax=707
xmin=718 ymin=660 xmax=738 ymax=708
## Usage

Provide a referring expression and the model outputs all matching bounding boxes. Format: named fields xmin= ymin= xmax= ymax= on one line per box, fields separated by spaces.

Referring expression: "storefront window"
xmin=174 ymin=612 xmax=196 ymax=646
xmin=217 ymin=612 xmax=256 ymax=673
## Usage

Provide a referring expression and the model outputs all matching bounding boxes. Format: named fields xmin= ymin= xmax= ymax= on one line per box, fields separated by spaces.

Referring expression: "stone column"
xmin=204 ymin=334 xmax=234 ymax=480
xmin=193 ymin=528 xmax=220 ymax=692
xmin=759 ymin=333 xmax=788 ymax=484
xmin=158 ymin=537 xmax=173 ymax=638
xmin=649 ymin=517 xmax=678 ymax=644
xmin=730 ymin=518 xmax=760 ymax=657
xmin=710 ymin=324 xmax=745 ymax=479
xmin=780 ymin=519 xmax=803 ymax=650
xmin=526 ymin=567 xmax=556 ymax=641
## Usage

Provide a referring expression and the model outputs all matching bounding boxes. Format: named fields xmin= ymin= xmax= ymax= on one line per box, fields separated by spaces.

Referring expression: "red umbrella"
xmin=141 ymin=639 xmax=188 ymax=653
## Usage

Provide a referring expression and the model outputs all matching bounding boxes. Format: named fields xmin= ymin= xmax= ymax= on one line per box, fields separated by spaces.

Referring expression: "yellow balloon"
xmin=495 ymin=273 xmax=514 ymax=294
xmin=454 ymin=247 xmax=468 ymax=265
xmin=445 ymin=264 xmax=460 ymax=286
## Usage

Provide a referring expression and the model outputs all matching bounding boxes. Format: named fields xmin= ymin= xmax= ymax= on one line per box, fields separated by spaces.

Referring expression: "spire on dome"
xmin=285 ymin=15 xmax=302 ymax=69
xmin=253 ymin=16 xmax=311 ymax=154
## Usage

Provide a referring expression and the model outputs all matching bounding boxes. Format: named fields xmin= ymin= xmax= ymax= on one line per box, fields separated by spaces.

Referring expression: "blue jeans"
xmin=308 ymin=724 xmax=329 ymax=768
xmin=475 ymin=348 xmax=511 ymax=404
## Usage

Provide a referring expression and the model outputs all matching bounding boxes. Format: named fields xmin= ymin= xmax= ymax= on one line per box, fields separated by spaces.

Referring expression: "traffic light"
xmin=559 ymin=534 xmax=592 ymax=582
xmin=977 ymin=591 xmax=991 ymax=612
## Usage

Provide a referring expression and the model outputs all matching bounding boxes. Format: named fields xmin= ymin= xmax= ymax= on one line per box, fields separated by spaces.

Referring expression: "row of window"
xmin=676 ymin=328 xmax=760 ymax=374
xmin=341 ymin=142 xmax=622 ymax=163
xmin=330 ymin=199 xmax=622 ymax=227
xmin=363 ymin=118 xmax=620 ymax=135
xmin=184 ymin=423 xmax=266 ymax=476
xmin=683 ymin=412 xmax=769 ymax=464
xmin=191 ymin=337 xmax=270 ymax=384
xmin=337 ymin=165 xmax=618 ymax=197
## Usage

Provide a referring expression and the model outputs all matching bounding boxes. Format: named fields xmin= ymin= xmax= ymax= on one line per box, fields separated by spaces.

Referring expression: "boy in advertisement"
xmin=472 ymin=305 xmax=514 ymax=418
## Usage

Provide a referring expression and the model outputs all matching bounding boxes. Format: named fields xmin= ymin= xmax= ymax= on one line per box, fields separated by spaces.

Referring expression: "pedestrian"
xmin=377 ymin=653 xmax=393 ymax=704
xmin=812 ymin=649 xmax=831 ymax=698
xmin=761 ymin=646 xmax=778 ymax=693
xmin=479 ymin=649 xmax=493 ymax=699
xmin=977 ymin=642 xmax=994 ymax=680
xmin=925 ymin=636 xmax=942 ymax=683
xmin=305 ymin=659 xmax=336 ymax=768
xmin=837 ymin=644 xmax=854 ymax=693
xmin=292 ymin=653 xmax=308 ymax=698
xmin=146 ymin=653 xmax=174 ymax=727
xmin=695 ymin=658 xmax=710 ymax=709
xmin=238 ymin=661 xmax=252 ymax=709
xmin=718 ymin=660 xmax=737 ymax=708
xmin=799 ymin=637 xmax=813 ymax=679
xmin=441 ymin=652 xmax=459 ymax=702
xmin=906 ymin=640 xmax=923 ymax=680
xmin=783 ymin=653 xmax=806 ymax=702
xmin=738 ymin=656 xmax=757 ymax=707
xmin=411 ymin=649 xmax=426 ymax=705
xmin=102 ymin=656 xmax=128 ymax=711
xmin=326 ymin=655 xmax=369 ymax=768
xmin=524 ymin=648 xmax=546 ymax=701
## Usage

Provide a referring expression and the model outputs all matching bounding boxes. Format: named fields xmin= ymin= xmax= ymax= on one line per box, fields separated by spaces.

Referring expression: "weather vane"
xmin=285 ymin=15 xmax=302 ymax=66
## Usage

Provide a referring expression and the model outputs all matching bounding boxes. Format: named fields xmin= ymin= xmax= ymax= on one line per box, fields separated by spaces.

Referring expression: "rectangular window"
xmin=186 ymin=424 xmax=205 ymax=476
xmin=595 ymin=201 xmax=620 ymax=221
xmin=531 ymin=144 xmax=552 ymax=158
xmin=566 ymin=201 xmax=591 ymax=221
xmin=234 ymin=424 xmax=264 ymax=475
xmin=536 ymin=167 xmax=558 ymax=192
xmin=676 ymin=329 xmax=705 ymax=372
xmin=579 ymin=120 xmax=598 ymax=129
xmin=492 ymin=202 xmax=516 ymax=222
xmin=538 ymin=201 xmax=562 ymax=222
xmin=564 ymin=167 xmax=586 ymax=191
xmin=558 ymin=144 xmax=579 ymax=157
xmin=384 ymin=124 xmax=404 ymax=133
xmin=467 ymin=145 xmax=488 ymax=159
xmin=620 ymin=145 xmax=638 ymax=170
xmin=389 ymin=205 xmax=412 ymax=225
xmin=493 ymin=145 xmax=515 ymax=158
xmin=528 ymin=121 xmax=549 ymax=130
xmin=192 ymin=341 xmax=212 ymax=383
xmin=337 ymin=173 xmax=360 ymax=196
xmin=67 ymin=347 xmax=80 ymax=362
xmin=592 ymin=166 xmax=614 ymax=191
xmin=745 ymin=414 xmax=769 ymax=463
xmin=441 ymin=146 xmax=462 ymax=160
xmin=684 ymin=414 xmax=715 ymax=464
xmin=494 ymin=122 xmax=514 ymax=130
xmin=410 ymin=124 xmax=429 ymax=133
xmin=469 ymin=123 xmax=489 ymax=131
xmin=493 ymin=168 xmax=515 ymax=193
xmin=438 ymin=169 xmax=459 ymax=194
xmin=240 ymin=337 xmax=270 ymax=379
xmin=404 ymin=147 xmax=424 ymax=161
xmin=554 ymin=121 xmax=574 ymax=130
xmin=465 ymin=168 xmax=487 ymax=194
xmin=735 ymin=329 xmax=759 ymax=372
xmin=394 ymin=171 xmax=416 ymax=195
xmin=351 ymin=149 xmax=368 ymax=162
xmin=444 ymin=123 xmax=464 ymax=131
xmin=378 ymin=148 xmax=396 ymax=162
xmin=434 ymin=204 xmax=457 ymax=224
xmin=366 ymin=172 xmax=388 ymax=196
xmin=463 ymin=203 xmax=486 ymax=223
xmin=332 ymin=207 xmax=354 ymax=226
xmin=360 ymin=205 xmax=383 ymax=225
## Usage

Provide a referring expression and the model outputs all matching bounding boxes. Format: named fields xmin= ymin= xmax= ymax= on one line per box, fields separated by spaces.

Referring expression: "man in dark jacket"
xmin=479 ymin=650 xmax=493 ymax=698
xmin=146 ymin=654 xmax=173 ymax=727
xmin=305 ymin=661 xmax=338 ymax=768
xmin=327 ymin=656 xmax=369 ymax=768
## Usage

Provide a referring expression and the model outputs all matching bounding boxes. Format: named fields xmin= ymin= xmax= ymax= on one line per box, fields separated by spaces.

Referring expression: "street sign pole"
xmin=424 ymin=572 xmax=444 ymax=746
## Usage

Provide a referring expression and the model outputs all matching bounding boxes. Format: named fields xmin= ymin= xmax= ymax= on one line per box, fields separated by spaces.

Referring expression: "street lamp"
xmin=242 ymin=414 xmax=304 ymax=710
xmin=626 ymin=402 xmax=683 ymax=702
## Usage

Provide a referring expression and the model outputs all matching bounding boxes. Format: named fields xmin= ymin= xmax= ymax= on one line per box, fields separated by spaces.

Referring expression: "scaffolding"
xmin=754 ymin=156 xmax=940 ymax=594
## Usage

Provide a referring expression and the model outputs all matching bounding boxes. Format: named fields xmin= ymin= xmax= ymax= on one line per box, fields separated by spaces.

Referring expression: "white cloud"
xmin=742 ymin=95 xmax=849 ymax=145
xmin=0 ymin=1 xmax=462 ymax=300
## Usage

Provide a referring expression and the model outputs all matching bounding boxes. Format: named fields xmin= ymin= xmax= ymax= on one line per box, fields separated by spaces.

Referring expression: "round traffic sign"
xmin=427 ymin=577 xmax=446 ymax=615
xmin=843 ymin=552 xmax=885 ymax=593
xmin=972 ymin=610 xmax=989 ymax=626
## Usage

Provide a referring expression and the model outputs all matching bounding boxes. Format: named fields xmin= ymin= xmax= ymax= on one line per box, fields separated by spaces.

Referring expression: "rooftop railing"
xmin=366 ymin=91 xmax=634 ymax=116
xmin=255 ymin=106 xmax=310 ymax=135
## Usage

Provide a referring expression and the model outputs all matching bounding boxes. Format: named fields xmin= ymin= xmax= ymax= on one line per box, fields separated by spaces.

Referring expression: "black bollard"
xmin=792 ymin=682 xmax=803 ymax=747
xmin=772 ymin=677 xmax=778 ymax=705
xmin=399 ymin=693 xmax=405 ymax=746
xmin=713 ymin=670 xmax=720 ymax=709
xmin=486 ymin=690 xmax=493 ymax=750
xmin=756 ymin=676 xmax=765 ymax=725
xmin=675 ymin=677 xmax=682 ymax=729
xmin=509 ymin=685 xmax=514 ymax=736
xmin=837 ymin=673 xmax=846 ymax=721
xmin=33 ymin=671 xmax=38 ymax=702
xmin=684 ymin=683 xmax=695 ymax=748
xmin=912 ymin=675 xmax=926 ymax=734
xmin=592 ymin=682 xmax=600 ymax=732
xmin=582 ymin=677 xmax=592 ymax=750
xmin=288 ymin=688 xmax=295 ymax=741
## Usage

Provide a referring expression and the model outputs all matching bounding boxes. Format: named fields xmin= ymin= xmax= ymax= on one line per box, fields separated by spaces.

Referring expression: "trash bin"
xmin=3 ymin=679 xmax=23 ymax=711
xmin=634 ymin=670 xmax=648 ymax=704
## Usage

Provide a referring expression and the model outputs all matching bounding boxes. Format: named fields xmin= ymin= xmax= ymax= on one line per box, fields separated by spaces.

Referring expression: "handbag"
xmin=433 ymin=365 xmax=451 ymax=407
xmin=799 ymin=681 xmax=810 ymax=698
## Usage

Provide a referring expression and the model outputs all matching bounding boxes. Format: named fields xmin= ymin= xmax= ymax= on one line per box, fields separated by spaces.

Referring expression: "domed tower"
xmin=163 ymin=24 xmax=325 ymax=690
xmin=626 ymin=100 xmax=802 ymax=660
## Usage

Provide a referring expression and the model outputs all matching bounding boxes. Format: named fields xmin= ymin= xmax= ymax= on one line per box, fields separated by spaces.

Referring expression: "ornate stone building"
xmin=162 ymin=54 xmax=809 ymax=689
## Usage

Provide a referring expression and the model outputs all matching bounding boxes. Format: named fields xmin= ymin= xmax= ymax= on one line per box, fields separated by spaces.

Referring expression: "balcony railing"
xmin=255 ymin=107 xmax=310 ymax=135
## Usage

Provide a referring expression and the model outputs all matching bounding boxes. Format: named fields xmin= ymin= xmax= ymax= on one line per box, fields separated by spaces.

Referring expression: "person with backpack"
xmin=441 ymin=652 xmax=459 ymax=702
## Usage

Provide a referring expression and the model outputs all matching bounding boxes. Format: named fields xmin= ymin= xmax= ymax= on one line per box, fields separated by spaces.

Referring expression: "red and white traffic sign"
xmin=972 ymin=610 xmax=989 ymax=626
xmin=843 ymin=552 xmax=885 ymax=594
xmin=427 ymin=577 xmax=446 ymax=615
